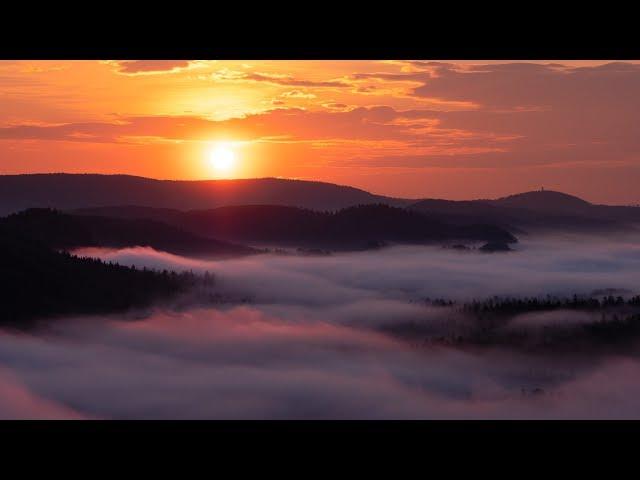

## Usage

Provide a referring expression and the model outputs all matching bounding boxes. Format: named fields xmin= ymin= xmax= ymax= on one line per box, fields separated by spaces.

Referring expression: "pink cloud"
xmin=110 ymin=60 xmax=196 ymax=75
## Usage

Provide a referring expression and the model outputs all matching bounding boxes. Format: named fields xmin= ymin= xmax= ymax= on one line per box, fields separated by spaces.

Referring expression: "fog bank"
xmin=75 ymin=234 xmax=640 ymax=303
xmin=0 ymin=235 xmax=638 ymax=419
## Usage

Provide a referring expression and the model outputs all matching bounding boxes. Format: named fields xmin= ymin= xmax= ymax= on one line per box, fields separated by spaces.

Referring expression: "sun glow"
xmin=209 ymin=143 xmax=237 ymax=177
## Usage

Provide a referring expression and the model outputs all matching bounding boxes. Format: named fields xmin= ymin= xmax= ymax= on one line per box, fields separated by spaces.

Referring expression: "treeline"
xmin=109 ymin=203 xmax=518 ymax=250
xmin=0 ymin=208 xmax=256 ymax=257
xmin=417 ymin=294 xmax=640 ymax=315
xmin=0 ymin=222 xmax=205 ymax=326
xmin=465 ymin=312 xmax=640 ymax=351
xmin=403 ymin=294 xmax=640 ymax=351
xmin=462 ymin=294 xmax=640 ymax=317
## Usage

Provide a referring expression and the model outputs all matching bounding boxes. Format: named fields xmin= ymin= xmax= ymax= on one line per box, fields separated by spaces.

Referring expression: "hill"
xmin=0 ymin=223 xmax=197 ymax=326
xmin=74 ymin=204 xmax=517 ymax=250
xmin=4 ymin=174 xmax=638 ymax=235
xmin=489 ymin=190 xmax=593 ymax=214
xmin=0 ymin=209 xmax=256 ymax=258
xmin=0 ymin=174 xmax=409 ymax=215
xmin=409 ymin=190 xmax=640 ymax=233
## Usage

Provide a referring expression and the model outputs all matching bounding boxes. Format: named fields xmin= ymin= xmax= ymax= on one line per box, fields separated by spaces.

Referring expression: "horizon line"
xmin=0 ymin=171 xmax=628 ymax=206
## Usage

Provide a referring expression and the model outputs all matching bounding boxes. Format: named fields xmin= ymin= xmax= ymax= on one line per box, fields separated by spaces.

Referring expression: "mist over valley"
xmin=1 ymin=185 xmax=640 ymax=418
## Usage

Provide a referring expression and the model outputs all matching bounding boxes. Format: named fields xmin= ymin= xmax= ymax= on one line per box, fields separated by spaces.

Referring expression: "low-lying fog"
xmin=1 ymin=234 xmax=640 ymax=419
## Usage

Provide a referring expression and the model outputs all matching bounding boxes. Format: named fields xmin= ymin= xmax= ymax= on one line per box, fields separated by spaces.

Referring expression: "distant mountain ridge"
xmin=73 ymin=204 xmax=517 ymax=250
xmin=0 ymin=173 xmax=410 ymax=215
xmin=409 ymin=190 xmax=640 ymax=233
xmin=2 ymin=174 xmax=639 ymax=235
xmin=490 ymin=190 xmax=594 ymax=214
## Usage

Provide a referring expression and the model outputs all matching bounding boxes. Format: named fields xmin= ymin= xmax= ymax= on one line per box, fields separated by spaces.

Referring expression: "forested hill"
xmin=0 ymin=174 xmax=408 ymax=215
xmin=409 ymin=190 xmax=640 ymax=233
xmin=0 ymin=225 xmax=198 ymax=326
xmin=75 ymin=203 xmax=518 ymax=249
xmin=0 ymin=208 xmax=256 ymax=257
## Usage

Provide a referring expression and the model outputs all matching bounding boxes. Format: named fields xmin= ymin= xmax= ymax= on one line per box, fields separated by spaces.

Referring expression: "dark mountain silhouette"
xmin=489 ymin=190 xmax=593 ymax=214
xmin=0 ymin=173 xmax=409 ymax=215
xmin=3 ymin=174 xmax=637 ymax=236
xmin=74 ymin=204 xmax=517 ymax=250
xmin=0 ymin=222 xmax=198 ymax=326
xmin=73 ymin=205 xmax=187 ymax=225
xmin=0 ymin=209 xmax=256 ymax=257
xmin=409 ymin=190 xmax=640 ymax=233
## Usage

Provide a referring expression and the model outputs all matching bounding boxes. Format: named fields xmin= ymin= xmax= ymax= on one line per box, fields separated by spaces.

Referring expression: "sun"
xmin=209 ymin=143 xmax=237 ymax=176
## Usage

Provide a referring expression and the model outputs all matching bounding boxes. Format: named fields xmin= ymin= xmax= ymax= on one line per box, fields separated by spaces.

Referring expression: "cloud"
xmin=6 ymin=61 xmax=640 ymax=178
xmin=73 ymin=234 xmax=640 ymax=304
xmin=0 ymin=369 xmax=86 ymax=419
xmin=107 ymin=60 xmax=201 ymax=75
xmin=0 ymin=234 xmax=639 ymax=418
xmin=244 ymin=72 xmax=349 ymax=88
xmin=280 ymin=90 xmax=316 ymax=99
xmin=322 ymin=102 xmax=349 ymax=110
xmin=209 ymin=69 xmax=350 ymax=88
xmin=0 ymin=299 xmax=638 ymax=419
xmin=4 ymin=60 xmax=640 ymax=202
xmin=0 ymin=107 xmax=512 ymax=162
xmin=341 ymin=62 xmax=640 ymax=170
xmin=0 ymin=310 xmax=469 ymax=419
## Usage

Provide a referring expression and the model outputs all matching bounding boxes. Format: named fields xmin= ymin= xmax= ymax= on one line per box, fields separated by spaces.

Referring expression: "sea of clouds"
xmin=1 ymin=234 xmax=640 ymax=419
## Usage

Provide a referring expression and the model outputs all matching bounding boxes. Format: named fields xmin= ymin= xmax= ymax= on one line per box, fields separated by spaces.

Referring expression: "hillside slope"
xmin=0 ymin=225 xmax=196 ymax=325
xmin=410 ymin=190 xmax=640 ymax=233
xmin=0 ymin=174 xmax=409 ymax=215
xmin=0 ymin=209 xmax=256 ymax=257
xmin=74 ymin=204 xmax=517 ymax=250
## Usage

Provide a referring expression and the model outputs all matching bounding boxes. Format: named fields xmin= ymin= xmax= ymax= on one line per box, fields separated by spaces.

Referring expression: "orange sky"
xmin=1 ymin=59 xmax=639 ymax=204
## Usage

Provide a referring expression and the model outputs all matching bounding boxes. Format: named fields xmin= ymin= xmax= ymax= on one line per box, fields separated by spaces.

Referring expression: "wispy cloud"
xmin=106 ymin=60 xmax=204 ymax=75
